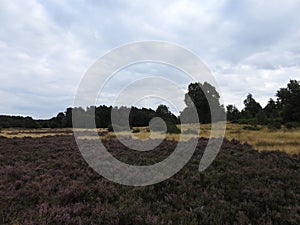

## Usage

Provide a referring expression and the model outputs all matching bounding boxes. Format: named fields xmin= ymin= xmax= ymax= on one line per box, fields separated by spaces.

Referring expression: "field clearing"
xmin=0 ymin=123 xmax=299 ymax=154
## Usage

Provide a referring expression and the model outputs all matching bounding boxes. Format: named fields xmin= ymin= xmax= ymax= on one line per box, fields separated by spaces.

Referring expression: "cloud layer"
xmin=1 ymin=0 xmax=300 ymax=118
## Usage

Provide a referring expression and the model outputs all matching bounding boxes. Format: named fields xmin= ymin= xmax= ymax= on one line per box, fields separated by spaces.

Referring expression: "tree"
xmin=242 ymin=94 xmax=262 ymax=118
xmin=24 ymin=116 xmax=40 ymax=129
xmin=95 ymin=105 xmax=112 ymax=128
xmin=129 ymin=107 xmax=156 ymax=127
xmin=264 ymin=98 xmax=278 ymax=118
xmin=276 ymin=80 xmax=300 ymax=123
xmin=155 ymin=105 xmax=177 ymax=124
xmin=226 ymin=105 xmax=240 ymax=122
xmin=55 ymin=112 xmax=66 ymax=128
xmin=181 ymin=82 xmax=224 ymax=123
xmin=155 ymin=105 xmax=180 ymax=133
xmin=65 ymin=107 xmax=73 ymax=127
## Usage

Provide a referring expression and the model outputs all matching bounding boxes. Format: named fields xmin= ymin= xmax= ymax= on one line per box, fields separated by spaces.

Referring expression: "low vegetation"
xmin=0 ymin=136 xmax=299 ymax=224
xmin=195 ymin=123 xmax=300 ymax=154
xmin=1 ymin=122 xmax=299 ymax=154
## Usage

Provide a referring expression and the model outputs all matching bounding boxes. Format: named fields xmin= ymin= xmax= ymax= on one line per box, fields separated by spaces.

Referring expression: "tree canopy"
xmin=180 ymin=82 xmax=225 ymax=123
xmin=225 ymin=80 xmax=300 ymax=128
xmin=1 ymin=80 xmax=300 ymax=130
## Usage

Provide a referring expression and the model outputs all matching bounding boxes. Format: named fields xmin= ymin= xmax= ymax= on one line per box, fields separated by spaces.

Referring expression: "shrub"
xmin=131 ymin=128 xmax=140 ymax=133
xmin=149 ymin=118 xmax=180 ymax=134
xmin=107 ymin=124 xmax=129 ymax=132
xmin=242 ymin=125 xmax=261 ymax=131
xmin=238 ymin=118 xmax=258 ymax=125
xmin=285 ymin=121 xmax=300 ymax=129
xmin=1 ymin=136 xmax=299 ymax=225
xmin=166 ymin=122 xmax=181 ymax=134
xmin=267 ymin=120 xmax=281 ymax=130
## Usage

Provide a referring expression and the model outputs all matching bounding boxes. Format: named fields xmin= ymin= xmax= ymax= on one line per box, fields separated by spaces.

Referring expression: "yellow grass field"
xmin=193 ymin=123 xmax=300 ymax=154
xmin=0 ymin=123 xmax=299 ymax=154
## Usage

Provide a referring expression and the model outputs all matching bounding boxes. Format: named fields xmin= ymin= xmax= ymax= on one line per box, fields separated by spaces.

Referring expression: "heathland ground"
xmin=1 ymin=123 xmax=299 ymax=154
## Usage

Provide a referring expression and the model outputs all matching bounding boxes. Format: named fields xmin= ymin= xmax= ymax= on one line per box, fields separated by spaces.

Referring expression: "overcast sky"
xmin=1 ymin=0 xmax=300 ymax=119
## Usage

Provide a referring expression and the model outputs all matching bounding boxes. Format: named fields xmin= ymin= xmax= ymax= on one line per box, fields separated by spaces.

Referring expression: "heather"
xmin=0 ymin=136 xmax=299 ymax=225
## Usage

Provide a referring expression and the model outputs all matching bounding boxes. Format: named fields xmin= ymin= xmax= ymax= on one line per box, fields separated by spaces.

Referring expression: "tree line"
xmin=0 ymin=105 xmax=180 ymax=133
xmin=226 ymin=80 xmax=300 ymax=129
xmin=0 ymin=79 xmax=299 ymax=131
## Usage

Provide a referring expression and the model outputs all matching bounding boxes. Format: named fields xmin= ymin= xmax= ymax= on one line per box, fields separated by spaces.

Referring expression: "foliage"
xmin=242 ymin=94 xmax=262 ymax=118
xmin=267 ymin=120 xmax=282 ymax=130
xmin=0 ymin=115 xmax=40 ymax=129
xmin=155 ymin=105 xmax=180 ymax=134
xmin=1 ymin=80 xmax=299 ymax=130
xmin=227 ymin=80 xmax=300 ymax=127
xmin=285 ymin=121 xmax=300 ymax=129
xmin=226 ymin=105 xmax=240 ymax=122
xmin=276 ymin=80 xmax=300 ymax=123
xmin=180 ymin=82 xmax=225 ymax=123
xmin=242 ymin=125 xmax=262 ymax=131
xmin=131 ymin=128 xmax=140 ymax=133
xmin=0 ymin=106 xmax=162 ymax=130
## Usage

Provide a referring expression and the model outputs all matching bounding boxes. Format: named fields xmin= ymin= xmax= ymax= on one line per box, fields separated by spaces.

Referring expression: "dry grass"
xmin=223 ymin=124 xmax=300 ymax=154
xmin=0 ymin=123 xmax=299 ymax=154
xmin=0 ymin=128 xmax=73 ymax=138
xmin=181 ymin=123 xmax=300 ymax=154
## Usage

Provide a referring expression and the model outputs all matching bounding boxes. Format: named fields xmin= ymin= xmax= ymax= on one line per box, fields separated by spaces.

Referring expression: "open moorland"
xmin=1 ymin=123 xmax=299 ymax=154
xmin=0 ymin=133 xmax=300 ymax=224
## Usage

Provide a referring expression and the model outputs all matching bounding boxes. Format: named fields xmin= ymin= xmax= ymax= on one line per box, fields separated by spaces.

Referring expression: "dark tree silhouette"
xmin=154 ymin=105 xmax=180 ymax=133
xmin=226 ymin=105 xmax=240 ymax=122
xmin=276 ymin=80 xmax=300 ymax=123
xmin=180 ymin=82 xmax=224 ymax=123
xmin=242 ymin=94 xmax=262 ymax=118
xmin=1 ymin=80 xmax=299 ymax=129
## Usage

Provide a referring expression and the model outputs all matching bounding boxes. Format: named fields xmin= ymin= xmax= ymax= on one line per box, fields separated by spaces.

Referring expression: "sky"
xmin=1 ymin=0 xmax=300 ymax=119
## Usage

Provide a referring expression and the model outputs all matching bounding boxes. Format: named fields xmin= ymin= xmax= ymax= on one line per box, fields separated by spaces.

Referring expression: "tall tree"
xmin=226 ymin=105 xmax=240 ymax=122
xmin=264 ymin=98 xmax=278 ymax=119
xmin=154 ymin=104 xmax=180 ymax=133
xmin=276 ymin=80 xmax=300 ymax=123
xmin=181 ymin=82 xmax=224 ymax=123
xmin=65 ymin=107 xmax=73 ymax=127
xmin=242 ymin=94 xmax=262 ymax=118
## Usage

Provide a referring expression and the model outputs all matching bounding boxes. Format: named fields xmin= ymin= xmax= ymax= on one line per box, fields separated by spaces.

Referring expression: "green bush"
xmin=242 ymin=125 xmax=261 ymax=131
xmin=267 ymin=120 xmax=281 ymax=130
xmin=166 ymin=121 xmax=181 ymax=134
xmin=238 ymin=118 xmax=258 ymax=125
xmin=149 ymin=119 xmax=180 ymax=134
xmin=131 ymin=128 xmax=140 ymax=133
xmin=285 ymin=121 xmax=300 ymax=129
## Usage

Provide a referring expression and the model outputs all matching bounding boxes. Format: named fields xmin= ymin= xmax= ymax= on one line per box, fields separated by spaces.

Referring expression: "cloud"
xmin=0 ymin=0 xmax=300 ymax=118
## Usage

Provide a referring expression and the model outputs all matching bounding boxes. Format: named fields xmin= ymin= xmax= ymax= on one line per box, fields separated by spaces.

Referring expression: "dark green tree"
xmin=181 ymin=82 xmax=224 ymax=123
xmin=155 ymin=104 xmax=180 ymax=133
xmin=242 ymin=94 xmax=262 ymax=118
xmin=65 ymin=107 xmax=73 ymax=127
xmin=276 ymin=80 xmax=300 ymax=123
xmin=24 ymin=116 xmax=40 ymax=129
xmin=264 ymin=98 xmax=278 ymax=118
xmin=226 ymin=105 xmax=240 ymax=122
xmin=95 ymin=105 xmax=112 ymax=128
xmin=129 ymin=107 xmax=156 ymax=127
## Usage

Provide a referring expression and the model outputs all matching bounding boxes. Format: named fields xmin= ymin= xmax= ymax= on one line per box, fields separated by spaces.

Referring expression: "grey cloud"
xmin=1 ymin=0 xmax=300 ymax=118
